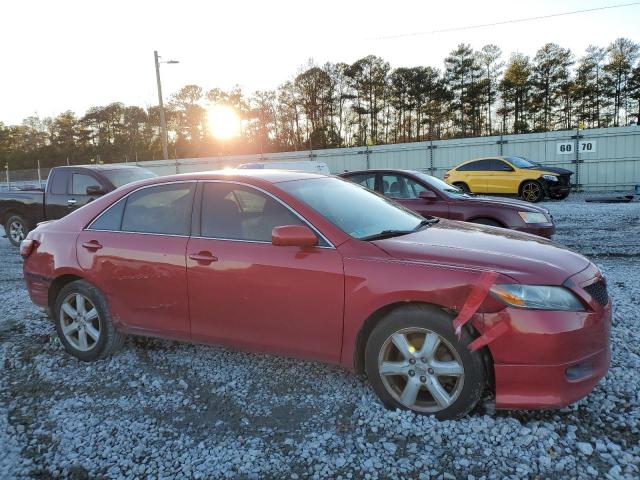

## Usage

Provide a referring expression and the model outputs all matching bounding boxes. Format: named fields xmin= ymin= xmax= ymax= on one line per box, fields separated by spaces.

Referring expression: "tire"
xmin=53 ymin=280 xmax=125 ymax=361
xmin=471 ymin=218 xmax=502 ymax=228
xmin=364 ymin=304 xmax=486 ymax=420
xmin=549 ymin=191 xmax=570 ymax=200
xmin=453 ymin=182 xmax=470 ymax=193
xmin=519 ymin=181 xmax=545 ymax=203
xmin=4 ymin=214 xmax=28 ymax=247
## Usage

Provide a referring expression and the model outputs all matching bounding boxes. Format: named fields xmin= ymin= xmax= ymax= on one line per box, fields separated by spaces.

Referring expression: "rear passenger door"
xmin=77 ymin=182 xmax=195 ymax=338
xmin=458 ymin=160 xmax=492 ymax=193
xmin=44 ymin=170 xmax=72 ymax=220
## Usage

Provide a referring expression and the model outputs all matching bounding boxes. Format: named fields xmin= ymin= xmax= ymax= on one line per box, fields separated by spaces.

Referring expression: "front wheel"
xmin=54 ymin=280 xmax=125 ymax=361
xmin=365 ymin=304 xmax=486 ymax=420
xmin=520 ymin=181 xmax=545 ymax=203
xmin=4 ymin=215 xmax=28 ymax=247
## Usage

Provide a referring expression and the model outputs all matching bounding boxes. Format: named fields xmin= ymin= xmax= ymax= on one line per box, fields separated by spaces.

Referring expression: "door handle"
xmin=67 ymin=199 xmax=77 ymax=207
xmin=81 ymin=241 xmax=102 ymax=251
xmin=189 ymin=251 xmax=218 ymax=264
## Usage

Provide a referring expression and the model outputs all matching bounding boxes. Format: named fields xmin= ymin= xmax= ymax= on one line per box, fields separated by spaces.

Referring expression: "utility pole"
xmin=154 ymin=50 xmax=169 ymax=161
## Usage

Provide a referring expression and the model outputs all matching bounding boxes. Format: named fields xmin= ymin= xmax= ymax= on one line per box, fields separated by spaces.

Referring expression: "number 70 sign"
xmin=557 ymin=141 xmax=596 ymax=155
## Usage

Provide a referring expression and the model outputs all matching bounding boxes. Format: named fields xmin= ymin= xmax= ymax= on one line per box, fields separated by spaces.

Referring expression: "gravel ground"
xmin=1 ymin=193 xmax=639 ymax=479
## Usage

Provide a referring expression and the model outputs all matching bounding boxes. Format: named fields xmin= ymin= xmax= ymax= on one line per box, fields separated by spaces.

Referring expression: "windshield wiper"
xmin=361 ymin=218 xmax=439 ymax=241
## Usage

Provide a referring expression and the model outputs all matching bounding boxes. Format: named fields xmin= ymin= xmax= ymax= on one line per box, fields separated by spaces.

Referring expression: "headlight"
xmin=541 ymin=174 xmax=558 ymax=182
xmin=490 ymin=284 xmax=585 ymax=311
xmin=518 ymin=211 xmax=548 ymax=224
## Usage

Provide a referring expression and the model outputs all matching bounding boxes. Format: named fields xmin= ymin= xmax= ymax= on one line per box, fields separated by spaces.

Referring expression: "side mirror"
xmin=86 ymin=185 xmax=106 ymax=196
xmin=272 ymin=225 xmax=318 ymax=247
xmin=419 ymin=190 xmax=438 ymax=200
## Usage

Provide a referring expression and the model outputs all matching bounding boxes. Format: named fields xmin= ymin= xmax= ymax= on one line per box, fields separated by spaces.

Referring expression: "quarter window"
xmin=120 ymin=183 xmax=195 ymax=235
xmin=200 ymin=183 xmax=307 ymax=243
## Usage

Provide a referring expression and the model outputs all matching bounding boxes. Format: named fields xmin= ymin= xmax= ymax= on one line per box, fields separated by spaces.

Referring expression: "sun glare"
xmin=208 ymin=105 xmax=240 ymax=140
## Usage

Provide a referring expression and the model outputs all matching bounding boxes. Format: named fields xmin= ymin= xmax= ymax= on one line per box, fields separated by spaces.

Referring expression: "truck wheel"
xmin=365 ymin=304 xmax=486 ymax=420
xmin=520 ymin=181 xmax=545 ymax=203
xmin=4 ymin=215 xmax=28 ymax=247
xmin=54 ymin=280 xmax=126 ymax=361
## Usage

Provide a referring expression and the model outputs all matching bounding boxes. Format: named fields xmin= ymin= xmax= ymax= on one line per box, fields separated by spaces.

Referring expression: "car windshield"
xmin=411 ymin=172 xmax=469 ymax=198
xmin=101 ymin=168 xmax=157 ymax=188
xmin=279 ymin=177 xmax=426 ymax=240
xmin=504 ymin=156 xmax=537 ymax=169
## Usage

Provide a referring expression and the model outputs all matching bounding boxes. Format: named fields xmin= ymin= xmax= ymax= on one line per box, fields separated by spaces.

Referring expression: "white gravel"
xmin=1 ymin=193 xmax=639 ymax=479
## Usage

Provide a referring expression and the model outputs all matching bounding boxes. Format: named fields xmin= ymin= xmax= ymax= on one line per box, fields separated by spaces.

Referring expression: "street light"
xmin=153 ymin=51 xmax=179 ymax=166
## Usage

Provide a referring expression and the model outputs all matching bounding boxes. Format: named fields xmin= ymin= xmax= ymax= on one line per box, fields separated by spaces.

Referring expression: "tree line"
xmin=2 ymin=38 xmax=639 ymax=171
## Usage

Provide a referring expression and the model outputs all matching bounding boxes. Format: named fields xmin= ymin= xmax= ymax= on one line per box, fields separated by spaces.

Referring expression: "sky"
xmin=1 ymin=0 xmax=639 ymax=125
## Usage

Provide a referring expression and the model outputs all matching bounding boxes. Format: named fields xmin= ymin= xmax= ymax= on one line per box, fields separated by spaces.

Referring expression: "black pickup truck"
xmin=0 ymin=165 xmax=155 ymax=246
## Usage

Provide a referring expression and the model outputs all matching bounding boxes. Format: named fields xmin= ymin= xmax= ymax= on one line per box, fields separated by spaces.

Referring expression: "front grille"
xmin=558 ymin=175 xmax=570 ymax=186
xmin=584 ymin=280 xmax=609 ymax=306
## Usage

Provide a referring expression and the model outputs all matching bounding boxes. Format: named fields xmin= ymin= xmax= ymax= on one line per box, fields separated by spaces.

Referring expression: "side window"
xmin=404 ymin=177 xmax=430 ymax=198
xmin=490 ymin=159 xmax=514 ymax=172
xmin=381 ymin=174 xmax=411 ymax=198
xmin=346 ymin=173 xmax=376 ymax=190
xmin=49 ymin=171 xmax=69 ymax=194
xmin=201 ymin=183 xmax=307 ymax=243
xmin=89 ymin=198 xmax=126 ymax=231
xmin=121 ymin=183 xmax=195 ymax=235
xmin=457 ymin=160 xmax=491 ymax=171
xmin=72 ymin=174 xmax=100 ymax=195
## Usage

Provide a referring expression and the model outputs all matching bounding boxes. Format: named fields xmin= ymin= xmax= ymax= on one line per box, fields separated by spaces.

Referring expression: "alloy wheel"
xmin=522 ymin=183 xmax=541 ymax=202
xmin=9 ymin=221 xmax=25 ymax=244
xmin=377 ymin=327 xmax=464 ymax=413
xmin=59 ymin=293 xmax=101 ymax=352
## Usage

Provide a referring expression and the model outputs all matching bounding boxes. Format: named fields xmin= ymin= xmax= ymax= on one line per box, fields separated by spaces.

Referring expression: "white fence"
xmin=4 ymin=125 xmax=640 ymax=192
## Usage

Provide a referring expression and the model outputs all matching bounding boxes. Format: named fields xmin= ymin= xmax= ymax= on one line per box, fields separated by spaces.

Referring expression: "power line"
xmin=373 ymin=2 xmax=640 ymax=40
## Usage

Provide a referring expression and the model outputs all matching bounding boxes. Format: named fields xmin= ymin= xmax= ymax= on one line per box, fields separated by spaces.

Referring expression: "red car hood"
xmin=372 ymin=219 xmax=589 ymax=285
xmin=455 ymin=194 xmax=549 ymax=214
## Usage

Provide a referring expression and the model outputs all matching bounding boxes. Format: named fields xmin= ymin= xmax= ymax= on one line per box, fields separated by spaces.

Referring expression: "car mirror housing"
xmin=272 ymin=225 xmax=318 ymax=247
xmin=419 ymin=190 xmax=438 ymax=200
xmin=86 ymin=185 xmax=106 ymax=196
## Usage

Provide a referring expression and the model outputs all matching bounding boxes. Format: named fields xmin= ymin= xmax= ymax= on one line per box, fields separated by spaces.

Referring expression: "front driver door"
xmin=485 ymin=159 xmax=516 ymax=194
xmin=186 ymin=181 xmax=344 ymax=363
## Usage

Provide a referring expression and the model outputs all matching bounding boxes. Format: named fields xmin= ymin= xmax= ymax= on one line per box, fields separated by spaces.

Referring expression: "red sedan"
xmin=21 ymin=171 xmax=610 ymax=419
xmin=340 ymin=169 xmax=556 ymax=238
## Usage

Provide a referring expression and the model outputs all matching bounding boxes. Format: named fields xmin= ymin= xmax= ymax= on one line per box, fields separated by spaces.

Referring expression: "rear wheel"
xmin=4 ymin=215 xmax=28 ymax=247
xmin=54 ymin=280 xmax=125 ymax=361
xmin=520 ymin=181 xmax=545 ymax=203
xmin=365 ymin=304 xmax=486 ymax=420
xmin=453 ymin=182 xmax=470 ymax=193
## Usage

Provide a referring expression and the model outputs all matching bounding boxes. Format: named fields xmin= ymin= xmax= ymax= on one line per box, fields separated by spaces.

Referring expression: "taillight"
xmin=20 ymin=239 xmax=39 ymax=258
xmin=444 ymin=173 xmax=450 ymax=179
